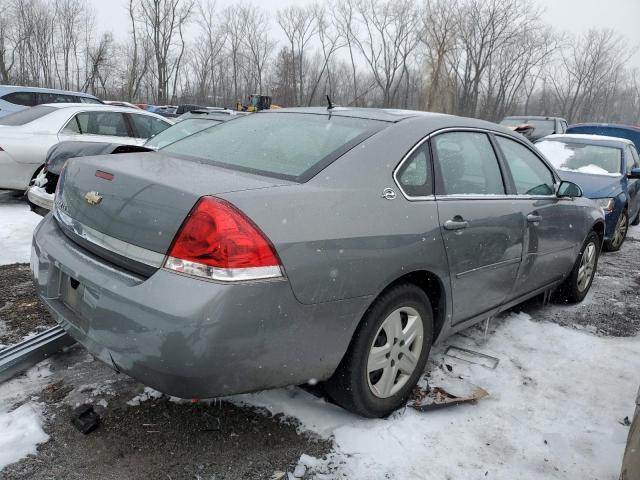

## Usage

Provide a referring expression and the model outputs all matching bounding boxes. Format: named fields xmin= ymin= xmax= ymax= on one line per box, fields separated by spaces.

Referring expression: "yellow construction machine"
xmin=235 ymin=94 xmax=280 ymax=112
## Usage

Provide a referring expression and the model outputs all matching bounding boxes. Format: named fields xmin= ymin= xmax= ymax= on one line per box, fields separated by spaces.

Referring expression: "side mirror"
xmin=628 ymin=167 xmax=640 ymax=179
xmin=556 ymin=181 xmax=582 ymax=198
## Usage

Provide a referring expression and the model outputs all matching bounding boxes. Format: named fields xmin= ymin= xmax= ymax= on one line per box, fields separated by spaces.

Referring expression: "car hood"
xmin=558 ymin=170 xmax=623 ymax=198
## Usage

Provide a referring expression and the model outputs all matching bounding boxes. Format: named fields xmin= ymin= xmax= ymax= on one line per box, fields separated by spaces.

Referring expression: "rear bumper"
xmin=32 ymin=214 xmax=368 ymax=398
xmin=27 ymin=185 xmax=54 ymax=212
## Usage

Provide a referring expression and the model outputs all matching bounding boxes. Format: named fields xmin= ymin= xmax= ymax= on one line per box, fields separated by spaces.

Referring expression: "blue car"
xmin=536 ymin=134 xmax=640 ymax=251
xmin=0 ymin=85 xmax=102 ymax=118
xmin=567 ymin=123 xmax=640 ymax=152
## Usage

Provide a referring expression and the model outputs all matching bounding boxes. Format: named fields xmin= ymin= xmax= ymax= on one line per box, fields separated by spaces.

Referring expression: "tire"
xmin=604 ymin=209 xmax=629 ymax=252
xmin=632 ymin=210 xmax=640 ymax=226
xmin=556 ymin=231 xmax=601 ymax=303
xmin=324 ymin=284 xmax=434 ymax=418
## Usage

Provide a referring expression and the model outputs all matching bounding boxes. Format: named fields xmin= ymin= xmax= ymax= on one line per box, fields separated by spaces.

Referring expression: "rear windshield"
xmin=146 ymin=118 xmax=220 ymax=149
xmin=0 ymin=105 xmax=56 ymax=126
xmin=537 ymin=140 xmax=622 ymax=176
xmin=162 ymin=112 xmax=387 ymax=181
xmin=501 ymin=118 xmax=554 ymax=131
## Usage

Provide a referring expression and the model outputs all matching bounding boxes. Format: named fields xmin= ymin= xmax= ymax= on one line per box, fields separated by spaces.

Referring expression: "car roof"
xmin=503 ymin=115 xmax=566 ymax=121
xmin=568 ymin=122 xmax=640 ymax=132
xmin=0 ymin=85 xmax=99 ymax=99
xmin=265 ymin=106 xmax=439 ymax=122
xmin=541 ymin=133 xmax=634 ymax=148
xmin=258 ymin=107 xmax=520 ymax=138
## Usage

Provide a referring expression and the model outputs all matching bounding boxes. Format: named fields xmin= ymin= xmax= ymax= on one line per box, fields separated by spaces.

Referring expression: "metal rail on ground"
xmin=0 ymin=326 xmax=75 ymax=383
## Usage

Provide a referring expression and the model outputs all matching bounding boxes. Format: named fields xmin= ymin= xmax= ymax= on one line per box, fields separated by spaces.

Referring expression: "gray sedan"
xmin=32 ymin=108 xmax=604 ymax=417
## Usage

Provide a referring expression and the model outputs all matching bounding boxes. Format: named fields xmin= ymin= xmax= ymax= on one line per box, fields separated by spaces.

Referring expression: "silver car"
xmin=0 ymin=103 xmax=172 ymax=191
xmin=32 ymin=108 xmax=604 ymax=417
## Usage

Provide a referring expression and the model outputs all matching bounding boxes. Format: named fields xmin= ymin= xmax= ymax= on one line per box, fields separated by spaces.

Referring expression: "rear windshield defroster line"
xmin=161 ymin=112 xmax=389 ymax=183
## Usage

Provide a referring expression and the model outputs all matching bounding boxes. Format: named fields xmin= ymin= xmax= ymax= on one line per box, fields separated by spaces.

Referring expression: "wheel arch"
xmin=591 ymin=220 xmax=605 ymax=245
xmin=367 ymin=270 xmax=448 ymax=343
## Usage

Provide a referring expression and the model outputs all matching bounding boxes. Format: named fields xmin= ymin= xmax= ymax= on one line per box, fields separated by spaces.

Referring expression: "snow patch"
xmin=127 ymin=387 xmax=163 ymax=406
xmin=0 ymin=201 xmax=43 ymax=265
xmin=0 ymin=403 xmax=49 ymax=471
xmin=238 ymin=313 xmax=640 ymax=479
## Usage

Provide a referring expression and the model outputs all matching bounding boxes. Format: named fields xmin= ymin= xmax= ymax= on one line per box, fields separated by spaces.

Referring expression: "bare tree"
xmin=138 ymin=0 xmax=194 ymax=103
xmin=277 ymin=4 xmax=317 ymax=105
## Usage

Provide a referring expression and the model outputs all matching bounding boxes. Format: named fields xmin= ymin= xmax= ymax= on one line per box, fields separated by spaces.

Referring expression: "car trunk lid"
xmin=55 ymin=151 xmax=293 ymax=271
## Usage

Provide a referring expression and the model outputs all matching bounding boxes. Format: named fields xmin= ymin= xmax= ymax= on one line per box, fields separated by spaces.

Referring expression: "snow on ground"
xmin=235 ymin=312 xmax=640 ymax=479
xmin=0 ymin=362 xmax=52 ymax=471
xmin=629 ymin=224 xmax=640 ymax=241
xmin=0 ymin=193 xmax=42 ymax=265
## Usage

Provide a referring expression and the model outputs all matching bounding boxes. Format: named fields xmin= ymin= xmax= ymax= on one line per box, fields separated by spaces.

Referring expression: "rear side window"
xmin=2 ymin=91 xmax=36 ymax=106
xmin=433 ymin=132 xmax=505 ymax=195
xmin=0 ymin=105 xmax=55 ymax=125
xmin=80 ymin=97 xmax=102 ymax=104
xmin=129 ymin=113 xmax=170 ymax=139
xmin=63 ymin=111 xmax=130 ymax=137
xmin=396 ymin=142 xmax=433 ymax=197
xmin=38 ymin=92 xmax=76 ymax=104
xmin=498 ymin=136 xmax=555 ymax=195
xmin=162 ymin=112 xmax=387 ymax=181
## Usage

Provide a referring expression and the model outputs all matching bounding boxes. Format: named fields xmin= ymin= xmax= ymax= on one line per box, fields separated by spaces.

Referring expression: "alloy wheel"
xmin=611 ymin=212 xmax=628 ymax=249
xmin=367 ymin=306 xmax=424 ymax=398
xmin=577 ymin=242 xmax=597 ymax=292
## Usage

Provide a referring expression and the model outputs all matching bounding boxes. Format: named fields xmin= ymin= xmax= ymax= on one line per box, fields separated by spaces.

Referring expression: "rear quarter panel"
xmin=222 ymin=118 xmax=451 ymax=307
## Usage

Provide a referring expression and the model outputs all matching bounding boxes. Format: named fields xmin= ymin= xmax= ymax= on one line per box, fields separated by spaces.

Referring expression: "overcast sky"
xmin=89 ymin=0 xmax=640 ymax=68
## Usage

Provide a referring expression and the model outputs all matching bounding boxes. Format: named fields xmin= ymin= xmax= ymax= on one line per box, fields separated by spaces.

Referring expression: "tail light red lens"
xmin=164 ymin=196 xmax=282 ymax=282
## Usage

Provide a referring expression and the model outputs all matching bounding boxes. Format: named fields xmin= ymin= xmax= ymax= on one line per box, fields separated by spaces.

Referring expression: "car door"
xmin=432 ymin=130 xmax=524 ymax=325
xmin=127 ymin=113 xmax=171 ymax=143
xmin=58 ymin=111 xmax=140 ymax=146
xmin=494 ymin=134 xmax=580 ymax=298
xmin=625 ymin=145 xmax=640 ymax=220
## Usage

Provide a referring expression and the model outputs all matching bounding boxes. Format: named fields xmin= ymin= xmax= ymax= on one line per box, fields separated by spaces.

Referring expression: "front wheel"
xmin=324 ymin=284 xmax=434 ymax=418
xmin=604 ymin=210 xmax=628 ymax=251
xmin=556 ymin=231 xmax=601 ymax=303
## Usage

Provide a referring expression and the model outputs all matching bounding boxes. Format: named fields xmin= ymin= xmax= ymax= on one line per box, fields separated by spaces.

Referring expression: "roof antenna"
xmin=326 ymin=94 xmax=334 ymax=110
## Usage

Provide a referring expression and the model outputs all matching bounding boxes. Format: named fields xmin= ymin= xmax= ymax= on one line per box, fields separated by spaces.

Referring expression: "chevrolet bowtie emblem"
xmin=85 ymin=191 xmax=103 ymax=205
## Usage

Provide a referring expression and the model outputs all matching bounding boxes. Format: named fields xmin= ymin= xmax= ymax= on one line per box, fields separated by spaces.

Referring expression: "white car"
xmin=0 ymin=103 xmax=172 ymax=191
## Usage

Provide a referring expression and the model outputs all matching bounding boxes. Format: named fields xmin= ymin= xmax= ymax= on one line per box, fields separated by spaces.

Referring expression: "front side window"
xmin=433 ymin=132 xmax=505 ymax=195
xmin=626 ymin=146 xmax=639 ymax=172
xmin=396 ymin=142 xmax=432 ymax=197
xmin=129 ymin=114 xmax=170 ymax=139
xmin=536 ymin=140 xmax=622 ymax=177
xmin=497 ymin=136 xmax=555 ymax=195
xmin=2 ymin=91 xmax=36 ymax=107
xmin=162 ymin=112 xmax=387 ymax=181
xmin=63 ymin=112 xmax=129 ymax=137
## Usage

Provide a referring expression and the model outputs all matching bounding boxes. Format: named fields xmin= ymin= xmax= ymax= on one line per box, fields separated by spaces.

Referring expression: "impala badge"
xmin=85 ymin=191 xmax=103 ymax=205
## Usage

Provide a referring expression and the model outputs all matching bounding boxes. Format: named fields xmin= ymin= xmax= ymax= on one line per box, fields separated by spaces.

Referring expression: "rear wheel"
xmin=556 ymin=231 xmax=600 ymax=303
xmin=324 ymin=284 xmax=433 ymax=418
xmin=605 ymin=210 xmax=628 ymax=251
xmin=632 ymin=210 xmax=640 ymax=226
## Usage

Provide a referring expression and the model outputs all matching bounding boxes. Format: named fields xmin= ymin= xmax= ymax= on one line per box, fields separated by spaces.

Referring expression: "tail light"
xmin=164 ymin=196 xmax=282 ymax=282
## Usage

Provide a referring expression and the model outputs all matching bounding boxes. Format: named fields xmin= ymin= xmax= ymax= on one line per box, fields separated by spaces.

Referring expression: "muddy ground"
xmin=0 ymin=263 xmax=56 ymax=346
xmin=1 ymin=210 xmax=639 ymax=478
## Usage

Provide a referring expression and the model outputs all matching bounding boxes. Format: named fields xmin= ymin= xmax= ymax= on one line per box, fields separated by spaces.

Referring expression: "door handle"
xmin=527 ymin=214 xmax=542 ymax=223
xmin=444 ymin=218 xmax=469 ymax=230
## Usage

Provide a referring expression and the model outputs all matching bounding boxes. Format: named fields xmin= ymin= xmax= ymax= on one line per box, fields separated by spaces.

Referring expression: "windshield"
xmin=146 ymin=118 xmax=220 ymax=149
xmin=536 ymin=140 xmax=622 ymax=176
xmin=162 ymin=112 xmax=387 ymax=181
xmin=501 ymin=118 xmax=555 ymax=131
xmin=0 ymin=105 xmax=55 ymax=126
